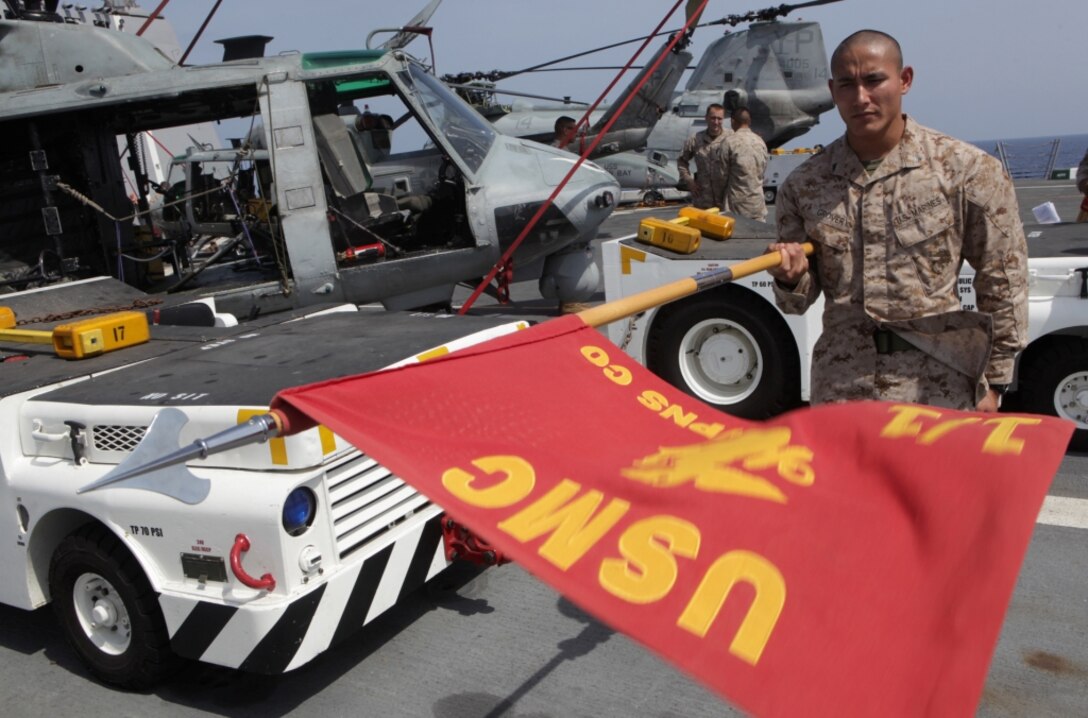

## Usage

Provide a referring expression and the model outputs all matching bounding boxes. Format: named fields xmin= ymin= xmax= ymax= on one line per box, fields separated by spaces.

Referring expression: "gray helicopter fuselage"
xmin=0 ymin=15 xmax=617 ymax=311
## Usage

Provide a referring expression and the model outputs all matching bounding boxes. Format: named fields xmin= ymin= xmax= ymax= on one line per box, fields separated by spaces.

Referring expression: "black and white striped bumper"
xmin=159 ymin=509 xmax=448 ymax=673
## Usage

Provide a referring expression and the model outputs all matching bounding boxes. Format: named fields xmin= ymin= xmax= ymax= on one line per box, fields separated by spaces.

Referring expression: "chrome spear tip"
xmin=78 ymin=410 xmax=282 ymax=499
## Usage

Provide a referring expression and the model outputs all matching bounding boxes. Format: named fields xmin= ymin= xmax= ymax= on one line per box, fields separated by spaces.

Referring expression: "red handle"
xmin=230 ymin=533 xmax=276 ymax=591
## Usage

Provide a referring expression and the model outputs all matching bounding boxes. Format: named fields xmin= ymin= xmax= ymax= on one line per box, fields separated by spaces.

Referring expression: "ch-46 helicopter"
xmin=448 ymin=2 xmax=839 ymax=203
xmin=0 ymin=0 xmax=619 ymax=313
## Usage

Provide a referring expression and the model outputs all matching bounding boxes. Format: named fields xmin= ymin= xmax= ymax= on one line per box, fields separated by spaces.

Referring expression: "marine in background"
xmin=676 ymin=103 xmax=731 ymax=209
xmin=717 ymin=107 xmax=769 ymax=221
xmin=551 ymin=115 xmax=578 ymax=151
xmin=767 ymin=29 xmax=1028 ymax=412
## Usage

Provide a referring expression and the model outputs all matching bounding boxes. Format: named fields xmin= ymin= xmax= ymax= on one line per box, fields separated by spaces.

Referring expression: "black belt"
xmin=874 ymin=329 xmax=917 ymax=354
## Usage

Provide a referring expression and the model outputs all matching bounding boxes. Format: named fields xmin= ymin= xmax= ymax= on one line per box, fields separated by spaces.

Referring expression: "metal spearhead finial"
xmin=78 ymin=409 xmax=281 ymax=503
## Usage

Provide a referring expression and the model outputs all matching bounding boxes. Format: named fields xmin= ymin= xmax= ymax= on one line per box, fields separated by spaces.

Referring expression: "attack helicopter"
xmin=0 ymin=0 xmax=619 ymax=313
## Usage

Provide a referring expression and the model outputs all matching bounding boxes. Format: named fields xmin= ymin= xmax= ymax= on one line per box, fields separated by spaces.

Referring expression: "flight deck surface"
xmin=1 ymin=278 xmax=533 ymax=403
xmin=613 ymin=206 xmax=1088 ymax=264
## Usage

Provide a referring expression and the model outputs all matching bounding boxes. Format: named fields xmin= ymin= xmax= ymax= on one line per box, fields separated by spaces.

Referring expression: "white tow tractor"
xmin=601 ymin=218 xmax=1088 ymax=450
xmin=0 ymin=279 xmax=528 ymax=688
xmin=761 ymin=148 xmax=818 ymax=205
xmin=0 ymin=3 xmax=620 ymax=689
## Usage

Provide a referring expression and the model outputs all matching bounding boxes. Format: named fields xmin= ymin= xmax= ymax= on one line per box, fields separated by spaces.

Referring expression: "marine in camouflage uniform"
xmin=677 ymin=105 xmax=731 ymax=209
xmin=772 ymin=116 xmax=1028 ymax=409
xmin=718 ymin=112 xmax=769 ymax=221
xmin=1077 ymin=147 xmax=1088 ymax=222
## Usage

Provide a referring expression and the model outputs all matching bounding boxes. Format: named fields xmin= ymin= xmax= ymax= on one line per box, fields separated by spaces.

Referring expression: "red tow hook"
xmin=495 ymin=260 xmax=514 ymax=304
xmin=441 ymin=516 xmax=509 ymax=566
xmin=230 ymin=533 xmax=276 ymax=591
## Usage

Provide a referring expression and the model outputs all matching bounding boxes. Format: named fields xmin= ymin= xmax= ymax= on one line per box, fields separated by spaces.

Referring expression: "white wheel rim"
xmin=1054 ymin=370 xmax=1088 ymax=429
xmin=678 ymin=318 xmax=762 ymax=405
xmin=72 ymin=572 xmax=131 ymax=655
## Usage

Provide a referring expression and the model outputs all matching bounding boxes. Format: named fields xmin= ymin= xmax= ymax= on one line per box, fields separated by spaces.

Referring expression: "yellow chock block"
xmin=678 ymin=207 xmax=735 ymax=240
xmin=52 ymin=311 xmax=150 ymax=359
xmin=0 ymin=306 xmax=14 ymax=330
xmin=636 ymin=217 xmax=701 ymax=254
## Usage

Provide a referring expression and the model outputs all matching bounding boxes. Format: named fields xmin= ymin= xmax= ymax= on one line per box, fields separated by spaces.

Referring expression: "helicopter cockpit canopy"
xmin=398 ymin=63 xmax=495 ymax=175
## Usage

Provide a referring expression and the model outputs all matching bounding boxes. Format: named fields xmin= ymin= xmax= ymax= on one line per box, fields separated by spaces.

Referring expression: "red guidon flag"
xmin=273 ymin=315 xmax=1072 ymax=717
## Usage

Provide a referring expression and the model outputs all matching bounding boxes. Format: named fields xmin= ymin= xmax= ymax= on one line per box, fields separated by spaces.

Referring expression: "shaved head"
xmin=730 ymin=107 xmax=752 ymax=132
xmin=831 ymin=30 xmax=903 ymax=73
xmin=827 ymin=29 xmax=913 ymax=160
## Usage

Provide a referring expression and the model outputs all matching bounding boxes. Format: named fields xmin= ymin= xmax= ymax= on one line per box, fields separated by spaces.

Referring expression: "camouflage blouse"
xmin=773 ymin=117 xmax=1028 ymax=408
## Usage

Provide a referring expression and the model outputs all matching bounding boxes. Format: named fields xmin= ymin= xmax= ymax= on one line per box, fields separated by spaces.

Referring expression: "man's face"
xmin=559 ymin=123 xmax=577 ymax=142
xmin=705 ymin=108 xmax=726 ymax=137
xmin=829 ymin=41 xmax=912 ymax=145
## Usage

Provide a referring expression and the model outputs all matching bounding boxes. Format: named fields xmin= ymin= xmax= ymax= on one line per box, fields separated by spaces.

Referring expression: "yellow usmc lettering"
xmin=581 ymin=345 xmax=633 ymax=386
xmin=599 ymin=516 xmax=700 ymax=603
xmin=677 ymin=550 xmax=786 ymax=665
xmin=880 ymin=404 xmax=1042 ymax=455
xmin=498 ymin=479 xmax=631 ymax=570
xmin=622 ymin=427 xmax=815 ymax=503
xmin=637 ymin=389 xmax=727 ymax=439
xmin=442 ymin=453 xmax=787 ymax=666
xmin=442 ymin=455 xmax=535 ymax=508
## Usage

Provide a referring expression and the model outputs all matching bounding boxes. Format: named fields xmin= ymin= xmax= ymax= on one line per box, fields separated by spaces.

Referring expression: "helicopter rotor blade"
xmin=379 ymin=0 xmax=443 ymax=50
xmin=474 ymin=0 xmax=844 ymax=82
xmin=443 ymin=83 xmax=590 ymax=106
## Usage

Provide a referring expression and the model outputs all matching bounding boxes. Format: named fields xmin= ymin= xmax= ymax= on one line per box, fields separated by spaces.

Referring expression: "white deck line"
xmin=1037 ymin=495 xmax=1088 ymax=530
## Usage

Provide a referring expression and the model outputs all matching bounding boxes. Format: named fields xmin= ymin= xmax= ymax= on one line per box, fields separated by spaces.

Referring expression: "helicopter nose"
xmin=479 ymin=139 xmax=620 ymax=265
xmin=536 ymin=147 xmax=620 ymax=237
xmin=592 ymin=188 xmax=616 ymax=210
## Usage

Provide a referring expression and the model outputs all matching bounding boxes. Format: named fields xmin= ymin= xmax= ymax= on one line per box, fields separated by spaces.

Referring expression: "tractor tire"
xmin=646 ymin=290 xmax=801 ymax=419
xmin=49 ymin=524 xmax=174 ymax=689
xmin=1011 ymin=336 xmax=1088 ymax=451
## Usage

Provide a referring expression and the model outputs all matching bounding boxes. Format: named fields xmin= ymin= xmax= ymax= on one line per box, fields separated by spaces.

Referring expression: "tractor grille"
xmin=86 ymin=426 xmax=430 ymax=559
xmin=324 ymin=450 xmax=431 ymax=560
xmin=91 ymin=425 xmax=147 ymax=453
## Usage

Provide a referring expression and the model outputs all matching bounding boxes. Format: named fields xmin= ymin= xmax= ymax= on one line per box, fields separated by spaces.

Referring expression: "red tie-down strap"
xmin=495 ymin=260 xmax=514 ymax=305
xmin=441 ymin=516 xmax=509 ymax=566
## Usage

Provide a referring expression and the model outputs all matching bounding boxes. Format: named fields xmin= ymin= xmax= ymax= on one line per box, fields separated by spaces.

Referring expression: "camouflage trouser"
xmin=691 ymin=180 xmax=727 ymax=211
xmin=811 ymin=329 xmax=976 ymax=410
xmin=691 ymin=190 xmax=716 ymax=210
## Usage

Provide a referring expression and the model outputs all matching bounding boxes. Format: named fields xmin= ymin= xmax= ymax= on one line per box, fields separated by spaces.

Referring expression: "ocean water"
xmin=970 ymin=133 xmax=1088 ymax=180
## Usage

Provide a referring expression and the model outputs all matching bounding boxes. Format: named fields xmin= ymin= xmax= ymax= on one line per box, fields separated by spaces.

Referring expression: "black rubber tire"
xmin=642 ymin=190 xmax=664 ymax=204
xmin=1010 ymin=336 xmax=1088 ymax=452
xmin=49 ymin=524 xmax=174 ymax=689
xmin=646 ymin=289 xmax=801 ymax=419
xmin=763 ymin=187 xmax=777 ymax=204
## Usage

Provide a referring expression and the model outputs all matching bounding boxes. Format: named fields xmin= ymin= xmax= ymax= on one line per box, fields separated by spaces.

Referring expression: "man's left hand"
xmin=975 ymin=389 xmax=1001 ymax=413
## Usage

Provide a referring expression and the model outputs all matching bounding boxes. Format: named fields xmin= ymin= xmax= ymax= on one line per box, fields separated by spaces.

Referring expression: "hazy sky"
xmin=166 ymin=0 xmax=1087 ymax=148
